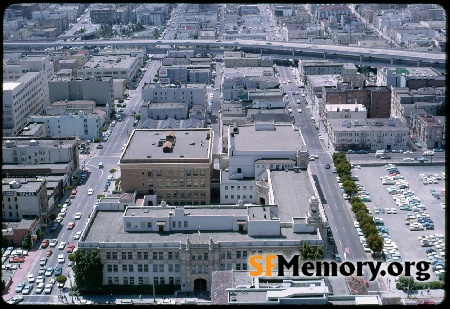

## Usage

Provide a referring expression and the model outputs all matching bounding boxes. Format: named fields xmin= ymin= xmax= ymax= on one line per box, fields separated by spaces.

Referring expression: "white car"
xmin=27 ymin=274 xmax=35 ymax=283
xmin=44 ymin=284 xmax=53 ymax=294
xmin=318 ymin=135 xmax=324 ymax=140
xmin=58 ymin=254 xmax=65 ymax=264
xmin=73 ymin=231 xmax=82 ymax=240
xmin=35 ymin=282 xmax=45 ymax=294
xmin=88 ymin=188 xmax=94 ymax=195
xmin=74 ymin=212 xmax=82 ymax=220
xmin=49 ymin=239 xmax=58 ymax=247
xmin=58 ymin=241 xmax=67 ymax=250
xmin=36 ymin=275 xmax=45 ymax=284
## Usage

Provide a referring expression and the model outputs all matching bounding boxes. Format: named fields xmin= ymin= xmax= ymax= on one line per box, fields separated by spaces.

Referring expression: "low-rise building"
xmin=376 ymin=67 xmax=445 ymax=90
xmin=328 ymin=118 xmax=408 ymax=151
xmin=411 ymin=111 xmax=445 ymax=149
xmin=223 ymin=52 xmax=273 ymax=68
xmin=141 ymin=83 xmax=207 ymax=109
xmin=76 ymin=55 xmax=141 ymax=88
xmin=48 ymin=76 xmax=114 ymax=108
xmin=2 ymin=178 xmax=48 ymax=224
xmin=119 ymin=129 xmax=213 ymax=205
xmin=141 ymin=102 xmax=189 ymax=121
xmin=27 ymin=111 xmax=103 ymax=140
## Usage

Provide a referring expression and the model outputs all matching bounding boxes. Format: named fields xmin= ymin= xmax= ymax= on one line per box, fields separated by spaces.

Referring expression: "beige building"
xmin=119 ymin=129 xmax=213 ymax=205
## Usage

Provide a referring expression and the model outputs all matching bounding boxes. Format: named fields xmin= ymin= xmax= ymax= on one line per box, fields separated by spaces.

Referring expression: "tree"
xmin=366 ymin=234 xmax=383 ymax=253
xmin=351 ymin=197 xmax=362 ymax=204
xmin=336 ymin=162 xmax=351 ymax=177
xmin=343 ymin=180 xmax=358 ymax=197
xmin=109 ymin=168 xmax=116 ymax=174
xmin=362 ymin=224 xmax=378 ymax=238
xmin=68 ymin=253 xmax=75 ymax=261
xmin=153 ymin=77 xmax=159 ymax=82
xmin=94 ymin=138 xmax=100 ymax=143
xmin=56 ymin=275 xmax=67 ymax=284
xmin=49 ymin=214 xmax=57 ymax=221
xmin=73 ymin=249 xmax=103 ymax=292
xmin=299 ymin=243 xmax=314 ymax=260
xmin=135 ymin=114 xmax=141 ymax=120
xmin=355 ymin=210 xmax=369 ymax=222
xmin=66 ymin=185 xmax=72 ymax=191
xmin=22 ymin=232 xmax=32 ymax=249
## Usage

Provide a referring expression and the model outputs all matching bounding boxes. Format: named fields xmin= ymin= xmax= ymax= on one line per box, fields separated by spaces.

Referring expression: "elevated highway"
xmin=4 ymin=39 xmax=445 ymax=65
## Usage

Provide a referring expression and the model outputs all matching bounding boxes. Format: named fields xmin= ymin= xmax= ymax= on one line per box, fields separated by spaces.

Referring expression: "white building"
xmin=328 ymin=118 xmax=409 ymax=151
xmin=220 ymin=122 xmax=309 ymax=205
xmin=2 ymin=178 xmax=48 ymax=223
xmin=76 ymin=55 xmax=141 ymax=87
xmin=27 ymin=111 xmax=103 ymax=140
xmin=141 ymin=83 xmax=207 ymax=109
xmin=3 ymin=72 xmax=46 ymax=137
xmin=140 ymin=102 xmax=189 ymax=121
xmin=3 ymin=55 xmax=54 ymax=107
xmin=78 ymin=195 xmax=324 ymax=292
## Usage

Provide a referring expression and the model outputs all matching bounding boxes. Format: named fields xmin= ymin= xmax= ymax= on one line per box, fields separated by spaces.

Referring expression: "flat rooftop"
xmin=83 ymin=211 xmax=320 ymax=243
xmin=121 ymin=129 xmax=211 ymax=161
xmin=80 ymin=55 xmax=136 ymax=70
xmin=233 ymin=124 xmax=304 ymax=152
xmin=2 ymin=137 xmax=76 ymax=148
xmin=270 ymin=170 xmax=316 ymax=222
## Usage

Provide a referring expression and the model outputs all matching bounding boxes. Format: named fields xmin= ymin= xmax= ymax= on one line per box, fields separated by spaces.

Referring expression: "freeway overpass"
xmin=4 ymin=39 xmax=446 ymax=65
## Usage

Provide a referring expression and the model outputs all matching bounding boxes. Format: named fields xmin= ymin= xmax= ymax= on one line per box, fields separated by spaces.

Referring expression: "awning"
xmin=156 ymin=221 xmax=166 ymax=226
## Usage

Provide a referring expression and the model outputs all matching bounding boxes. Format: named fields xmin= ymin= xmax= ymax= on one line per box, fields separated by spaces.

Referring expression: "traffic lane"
xmin=312 ymin=163 xmax=367 ymax=262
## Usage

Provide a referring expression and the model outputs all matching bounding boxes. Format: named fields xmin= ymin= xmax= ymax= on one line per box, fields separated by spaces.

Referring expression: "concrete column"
xmin=323 ymin=52 xmax=326 ymax=59
xmin=417 ymin=60 xmax=420 ymax=67
xmin=360 ymin=54 xmax=363 ymax=62
xmin=292 ymin=49 xmax=294 ymax=57
xmin=391 ymin=58 xmax=394 ymax=65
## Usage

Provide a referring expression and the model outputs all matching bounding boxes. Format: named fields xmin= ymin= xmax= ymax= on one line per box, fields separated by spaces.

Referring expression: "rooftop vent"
xmin=29 ymin=139 xmax=39 ymax=146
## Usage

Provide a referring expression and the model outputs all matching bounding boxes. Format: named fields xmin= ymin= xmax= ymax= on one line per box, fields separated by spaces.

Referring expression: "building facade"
xmin=27 ymin=111 xmax=103 ymax=140
xmin=2 ymin=178 xmax=48 ymax=223
xmin=119 ymin=129 xmax=213 ymax=205
xmin=141 ymin=83 xmax=207 ymax=109
xmin=3 ymin=72 xmax=46 ymax=137
xmin=48 ymin=76 xmax=114 ymax=108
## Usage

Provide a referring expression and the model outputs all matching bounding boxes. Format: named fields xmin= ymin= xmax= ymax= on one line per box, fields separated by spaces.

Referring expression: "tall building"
xmin=48 ymin=76 xmax=114 ymax=108
xmin=3 ymin=55 xmax=54 ymax=107
xmin=3 ymin=72 xmax=46 ymax=136
xmin=119 ymin=129 xmax=213 ymax=205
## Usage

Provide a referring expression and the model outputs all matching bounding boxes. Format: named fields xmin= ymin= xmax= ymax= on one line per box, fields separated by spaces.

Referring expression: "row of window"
xmin=146 ymin=170 xmax=206 ymax=177
xmin=337 ymin=132 xmax=406 ymax=137
xmin=107 ymin=276 xmax=181 ymax=285
xmin=151 ymin=182 xmax=206 ymax=188
xmin=106 ymin=251 xmax=179 ymax=260
xmin=337 ymin=139 xmax=405 ymax=143
xmin=224 ymin=185 xmax=253 ymax=191
xmin=224 ymin=195 xmax=252 ymax=200
xmin=106 ymin=263 xmax=181 ymax=273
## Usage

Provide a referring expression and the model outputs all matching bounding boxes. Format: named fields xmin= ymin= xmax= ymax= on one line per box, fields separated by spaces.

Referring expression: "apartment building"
xmin=141 ymin=83 xmax=207 ymax=109
xmin=376 ymin=67 xmax=445 ymax=90
xmin=223 ymin=52 xmax=273 ymax=68
xmin=140 ymin=102 xmax=189 ymax=121
xmin=411 ymin=112 xmax=445 ymax=149
xmin=3 ymin=72 xmax=46 ymax=137
xmin=328 ymin=118 xmax=408 ymax=151
xmin=45 ymin=100 xmax=96 ymax=115
xmin=119 ymin=129 xmax=213 ymax=205
xmin=3 ymin=55 xmax=54 ymax=107
xmin=2 ymin=178 xmax=47 ymax=223
xmin=27 ymin=111 xmax=103 ymax=140
xmin=2 ymin=137 xmax=79 ymax=181
xmin=48 ymin=76 xmax=114 ymax=108
xmin=76 ymin=55 xmax=141 ymax=87
xmin=299 ymin=60 xmax=357 ymax=81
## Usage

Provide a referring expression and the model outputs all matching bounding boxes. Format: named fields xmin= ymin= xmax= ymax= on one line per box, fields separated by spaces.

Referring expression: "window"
xmin=147 ymin=222 xmax=152 ymax=228
xmin=153 ymin=264 xmax=158 ymax=272
xmin=175 ymin=264 xmax=180 ymax=272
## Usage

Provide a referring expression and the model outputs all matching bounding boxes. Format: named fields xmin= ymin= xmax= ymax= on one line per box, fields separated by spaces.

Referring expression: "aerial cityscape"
xmin=2 ymin=3 xmax=446 ymax=305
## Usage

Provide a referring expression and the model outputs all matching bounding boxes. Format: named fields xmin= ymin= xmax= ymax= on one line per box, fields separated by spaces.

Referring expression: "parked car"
xmin=15 ymin=282 xmax=26 ymax=293
xmin=6 ymin=296 xmax=24 ymax=304
xmin=357 ymin=150 xmax=368 ymax=154
xmin=22 ymin=284 xmax=33 ymax=295
xmin=35 ymin=282 xmax=45 ymax=294
xmin=40 ymin=239 xmax=49 ymax=248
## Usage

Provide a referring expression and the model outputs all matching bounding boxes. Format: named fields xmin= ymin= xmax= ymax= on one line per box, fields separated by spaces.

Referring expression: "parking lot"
xmin=349 ymin=164 xmax=445 ymax=282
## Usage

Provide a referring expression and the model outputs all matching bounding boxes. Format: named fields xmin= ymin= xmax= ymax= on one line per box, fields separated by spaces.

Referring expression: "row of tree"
xmin=332 ymin=152 xmax=383 ymax=253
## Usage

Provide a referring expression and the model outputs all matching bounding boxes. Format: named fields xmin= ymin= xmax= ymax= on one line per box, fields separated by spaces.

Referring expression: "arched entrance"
xmin=194 ymin=278 xmax=207 ymax=291
xmin=259 ymin=197 xmax=266 ymax=205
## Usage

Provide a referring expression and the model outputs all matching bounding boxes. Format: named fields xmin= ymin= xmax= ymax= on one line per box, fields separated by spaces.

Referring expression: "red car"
xmin=9 ymin=256 xmax=25 ymax=263
xmin=71 ymin=189 xmax=77 ymax=195
xmin=46 ymin=249 xmax=53 ymax=257
xmin=41 ymin=239 xmax=49 ymax=249
xmin=67 ymin=222 xmax=76 ymax=230
xmin=417 ymin=300 xmax=435 ymax=305
xmin=66 ymin=244 xmax=75 ymax=253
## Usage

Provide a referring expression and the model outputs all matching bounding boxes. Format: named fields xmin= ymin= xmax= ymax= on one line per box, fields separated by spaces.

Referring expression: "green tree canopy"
xmin=22 ymin=232 xmax=32 ymax=249
xmin=73 ymin=249 xmax=103 ymax=292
